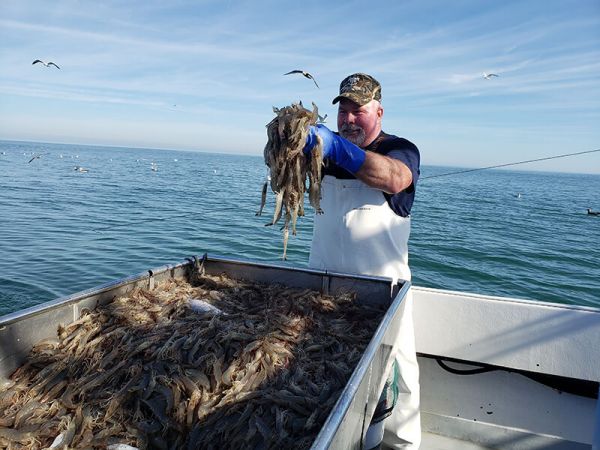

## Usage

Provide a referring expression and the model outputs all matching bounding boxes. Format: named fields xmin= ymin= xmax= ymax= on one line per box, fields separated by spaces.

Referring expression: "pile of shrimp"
xmin=258 ymin=102 xmax=324 ymax=259
xmin=0 ymin=273 xmax=385 ymax=449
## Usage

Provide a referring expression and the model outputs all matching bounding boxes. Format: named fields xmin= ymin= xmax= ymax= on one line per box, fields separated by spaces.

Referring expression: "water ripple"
xmin=1 ymin=142 xmax=599 ymax=315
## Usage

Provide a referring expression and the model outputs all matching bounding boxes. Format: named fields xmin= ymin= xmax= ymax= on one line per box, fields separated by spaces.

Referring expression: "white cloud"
xmin=0 ymin=0 xmax=599 ymax=172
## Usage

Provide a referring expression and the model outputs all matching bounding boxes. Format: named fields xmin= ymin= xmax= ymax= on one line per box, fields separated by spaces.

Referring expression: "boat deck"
xmin=421 ymin=432 xmax=493 ymax=450
xmin=380 ymin=432 xmax=493 ymax=450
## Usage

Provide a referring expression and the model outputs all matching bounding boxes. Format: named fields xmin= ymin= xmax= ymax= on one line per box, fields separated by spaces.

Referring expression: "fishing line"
xmin=91 ymin=147 xmax=599 ymax=233
xmin=421 ymin=148 xmax=600 ymax=180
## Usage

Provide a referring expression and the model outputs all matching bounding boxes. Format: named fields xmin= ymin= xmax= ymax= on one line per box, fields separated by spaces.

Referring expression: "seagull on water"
xmin=32 ymin=60 xmax=60 ymax=69
xmin=284 ymin=70 xmax=319 ymax=88
xmin=483 ymin=72 xmax=499 ymax=80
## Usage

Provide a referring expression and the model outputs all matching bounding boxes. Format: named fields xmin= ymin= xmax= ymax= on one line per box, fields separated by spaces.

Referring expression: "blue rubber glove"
xmin=304 ymin=124 xmax=366 ymax=174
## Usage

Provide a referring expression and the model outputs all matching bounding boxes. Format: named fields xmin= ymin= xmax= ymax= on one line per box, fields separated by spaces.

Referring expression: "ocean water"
xmin=1 ymin=140 xmax=599 ymax=316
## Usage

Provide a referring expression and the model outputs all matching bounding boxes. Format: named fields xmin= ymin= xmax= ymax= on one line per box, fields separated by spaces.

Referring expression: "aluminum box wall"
xmin=0 ymin=254 xmax=410 ymax=449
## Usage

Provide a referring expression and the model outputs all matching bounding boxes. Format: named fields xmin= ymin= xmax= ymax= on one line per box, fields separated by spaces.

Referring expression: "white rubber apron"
xmin=309 ymin=176 xmax=411 ymax=281
xmin=309 ymin=175 xmax=421 ymax=449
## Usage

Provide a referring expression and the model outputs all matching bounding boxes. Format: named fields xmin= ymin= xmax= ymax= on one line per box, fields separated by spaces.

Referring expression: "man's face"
xmin=337 ymin=98 xmax=383 ymax=148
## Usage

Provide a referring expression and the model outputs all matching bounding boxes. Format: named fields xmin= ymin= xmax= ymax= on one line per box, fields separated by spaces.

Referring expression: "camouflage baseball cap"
xmin=332 ymin=73 xmax=382 ymax=106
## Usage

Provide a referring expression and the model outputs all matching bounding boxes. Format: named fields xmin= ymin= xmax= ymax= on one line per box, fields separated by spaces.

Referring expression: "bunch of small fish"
xmin=0 ymin=273 xmax=384 ymax=449
xmin=258 ymin=102 xmax=324 ymax=259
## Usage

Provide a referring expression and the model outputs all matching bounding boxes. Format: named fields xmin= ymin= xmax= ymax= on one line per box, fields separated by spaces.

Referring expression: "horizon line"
xmin=1 ymin=137 xmax=598 ymax=177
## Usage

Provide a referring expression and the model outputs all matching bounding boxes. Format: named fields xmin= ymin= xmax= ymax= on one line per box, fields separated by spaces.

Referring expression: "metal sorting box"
xmin=0 ymin=254 xmax=410 ymax=449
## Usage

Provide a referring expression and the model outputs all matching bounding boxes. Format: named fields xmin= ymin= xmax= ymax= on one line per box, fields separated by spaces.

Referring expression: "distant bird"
xmin=74 ymin=166 xmax=89 ymax=173
xmin=587 ymin=208 xmax=600 ymax=216
xmin=32 ymin=59 xmax=60 ymax=69
xmin=483 ymin=72 xmax=499 ymax=80
xmin=284 ymin=70 xmax=319 ymax=88
xmin=28 ymin=153 xmax=46 ymax=163
xmin=317 ymin=113 xmax=328 ymax=124
xmin=515 ymin=193 xmax=522 ymax=199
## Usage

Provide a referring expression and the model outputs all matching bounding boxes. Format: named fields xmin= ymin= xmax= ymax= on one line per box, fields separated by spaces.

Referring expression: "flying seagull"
xmin=32 ymin=60 xmax=60 ymax=69
xmin=284 ymin=70 xmax=319 ymax=88
xmin=483 ymin=72 xmax=499 ymax=80
xmin=317 ymin=113 xmax=328 ymax=124
xmin=28 ymin=153 xmax=46 ymax=163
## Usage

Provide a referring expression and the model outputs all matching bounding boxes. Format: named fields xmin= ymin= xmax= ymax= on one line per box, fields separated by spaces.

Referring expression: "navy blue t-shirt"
xmin=323 ymin=131 xmax=420 ymax=217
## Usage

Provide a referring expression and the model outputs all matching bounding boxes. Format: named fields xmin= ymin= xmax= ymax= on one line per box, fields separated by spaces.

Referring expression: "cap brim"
xmin=332 ymin=93 xmax=368 ymax=106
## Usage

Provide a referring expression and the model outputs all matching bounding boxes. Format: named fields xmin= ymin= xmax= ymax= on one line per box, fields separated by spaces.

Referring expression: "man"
xmin=303 ymin=73 xmax=421 ymax=449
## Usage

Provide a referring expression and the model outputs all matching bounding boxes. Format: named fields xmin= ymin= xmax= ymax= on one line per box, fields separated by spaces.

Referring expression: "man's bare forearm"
xmin=355 ymin=151 xmax=413 ymax=194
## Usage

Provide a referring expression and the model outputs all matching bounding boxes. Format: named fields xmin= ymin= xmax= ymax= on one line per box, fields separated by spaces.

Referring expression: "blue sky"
xmin=1 ymin=0 xmax=599 ymax=173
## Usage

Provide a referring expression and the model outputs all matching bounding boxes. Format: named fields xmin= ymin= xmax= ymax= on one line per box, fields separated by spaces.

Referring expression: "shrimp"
xmin=262 ymin=102 xmax=324 ymax=259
